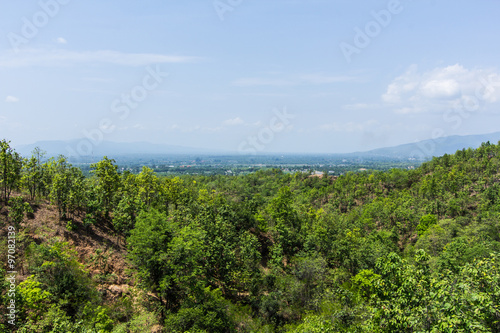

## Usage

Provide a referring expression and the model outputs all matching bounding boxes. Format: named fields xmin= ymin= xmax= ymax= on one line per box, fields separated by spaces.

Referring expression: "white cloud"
xmin=5 ymin=96 xmax=19 ymax=103
xmin=383 ymin=64 xmax=500 ymax=114
xmin=223 ymin=117 xmax=244 ymax=126
xmin=420 ymin=79 xmax=460 ymax=99
xmin=0 ymin=48 xmax=201 ymax=68
xmin=56 ymin=37 xmax=67 ymax=44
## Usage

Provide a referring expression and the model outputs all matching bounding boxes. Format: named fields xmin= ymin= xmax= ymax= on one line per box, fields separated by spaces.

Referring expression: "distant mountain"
xmin=14 ymin=140 xmax=221 ymax=158
xmin=352 ymin=132 xmax=500 ymax=160
xmin=14 ymin=132 xmax=500 ymax=160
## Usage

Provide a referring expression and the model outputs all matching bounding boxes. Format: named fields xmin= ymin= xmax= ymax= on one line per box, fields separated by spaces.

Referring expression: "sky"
xmin=1 ymin=0 xmax=500 ymax=154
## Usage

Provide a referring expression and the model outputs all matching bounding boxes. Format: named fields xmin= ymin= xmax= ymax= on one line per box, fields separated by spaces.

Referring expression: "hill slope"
xmin=353 ymin=131 xmax=500 ymax=159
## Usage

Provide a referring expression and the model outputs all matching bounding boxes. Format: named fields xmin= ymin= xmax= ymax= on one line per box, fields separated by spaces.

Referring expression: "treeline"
xmin=1 ymin=139 xmax=500 ymax=332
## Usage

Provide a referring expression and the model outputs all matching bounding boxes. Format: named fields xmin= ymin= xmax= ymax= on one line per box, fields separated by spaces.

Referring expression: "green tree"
xmin=48 ymin=156 xmax=73 ymax=219
xmin=164 ymin=287 xmax=236 ymax=333
xmin=21 ymin=147 xmax=45 ymax=201
xmin=136 ymin=166 xmax=159 ymax=209
xmin=0 ymin=140 xmax=22 ymax=202
xmin=127 ymin=209 xmax=173 ymax=313
xmin=417 ymin=214 xmax=438 ymax=236
xmin=113 ymin=195 xmax=138 ymax=238
xmin=26 ymin=242 xmax=99 ymax=322
xmin=8 ymin=196 xmax=33 ymax=228
xmin=162 ymin=176 xmax=186 ymax=212
xmin=128 ymin=209 xmax=206 ymax=318
xmin=287 ymin=314 xmax=336 ymax=333
xmin=18 ymin=275 xmax=52 ymax=323
xmin=67 ymin=167 xmax=87 ymax=218
xmin=90 ymin=157 xmax=120 ymax=216
xmin=267 ymin=186 xmax=301 ymax=259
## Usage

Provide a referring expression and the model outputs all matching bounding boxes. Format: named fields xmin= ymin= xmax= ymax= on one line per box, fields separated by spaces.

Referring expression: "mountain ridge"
xmin=351 ymin=131 xmax=500 ymax=160
xmin=12 ymin=131 xmax=500 ymax=159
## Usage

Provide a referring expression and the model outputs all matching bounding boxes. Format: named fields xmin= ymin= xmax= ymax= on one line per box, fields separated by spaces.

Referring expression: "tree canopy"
xmin=2 ymin=140 xmax=500 ymax=332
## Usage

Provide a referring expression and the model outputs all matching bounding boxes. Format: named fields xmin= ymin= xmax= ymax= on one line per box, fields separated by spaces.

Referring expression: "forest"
xmin=1 ymin=138 xmax=500 ymax=332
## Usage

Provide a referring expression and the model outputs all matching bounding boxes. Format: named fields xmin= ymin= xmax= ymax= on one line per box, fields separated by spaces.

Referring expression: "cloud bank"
xmin=383 ymin=64 xmax=500 ymax=114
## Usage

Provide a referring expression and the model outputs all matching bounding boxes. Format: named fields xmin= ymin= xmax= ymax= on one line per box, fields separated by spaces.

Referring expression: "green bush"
xmin=164 ymin=287 xmax=235 ymax=333
xmin=416 ymin=214 xmax=437 ymax=236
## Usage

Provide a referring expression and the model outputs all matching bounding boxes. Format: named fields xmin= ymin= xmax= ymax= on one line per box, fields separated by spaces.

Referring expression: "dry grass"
xmin=6 ymin=195 xmax=133 ymax=300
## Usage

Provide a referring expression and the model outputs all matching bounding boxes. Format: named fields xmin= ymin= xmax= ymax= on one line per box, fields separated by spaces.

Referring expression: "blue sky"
xmin=1 ymin=0 xmax=500 ymax=154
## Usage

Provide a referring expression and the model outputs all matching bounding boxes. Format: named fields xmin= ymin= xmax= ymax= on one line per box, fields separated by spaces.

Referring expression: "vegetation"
xmin=1 ymin=139 xmax=500 ymax=332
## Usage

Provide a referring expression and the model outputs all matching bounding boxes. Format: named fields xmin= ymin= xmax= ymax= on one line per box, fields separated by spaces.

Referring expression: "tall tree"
xmin=136 ymin=166 xmax=159 ymax=209
xmin=90 ymin=157 xmax=120 ymax=216
xmin=21 ymin=147 xmax=46 ymax=200
xmin=48 ymin=156 xmax=72 ymax=219
xmin=128 ymin=209 xmax=206 ymax=320
xmin=0 ymin=140 xmax=22 ymax=202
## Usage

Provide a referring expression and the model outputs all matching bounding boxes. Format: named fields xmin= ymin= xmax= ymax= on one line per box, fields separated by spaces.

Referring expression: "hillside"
xmin=1 ymin=139 xmax=500 ymax=332
xmin=351 ymin=131 xmax=500 ymax=159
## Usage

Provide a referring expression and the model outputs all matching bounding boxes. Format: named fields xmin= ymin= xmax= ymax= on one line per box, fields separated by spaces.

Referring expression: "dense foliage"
xmin=1 ymin=138 xmax=500 ymax=332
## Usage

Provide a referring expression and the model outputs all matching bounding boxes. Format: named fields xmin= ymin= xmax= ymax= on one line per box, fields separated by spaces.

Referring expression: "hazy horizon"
xmin=10 ymin=130 xmax=500 ymax=160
